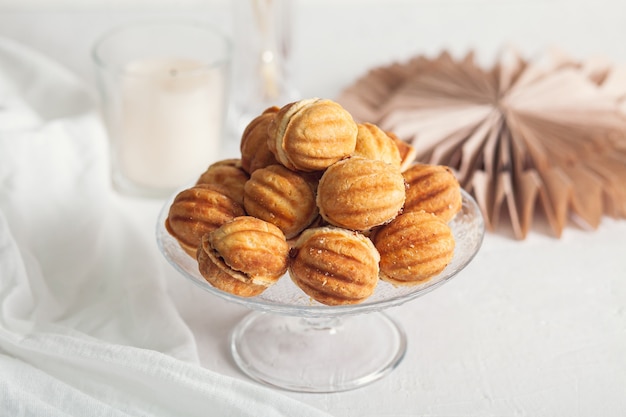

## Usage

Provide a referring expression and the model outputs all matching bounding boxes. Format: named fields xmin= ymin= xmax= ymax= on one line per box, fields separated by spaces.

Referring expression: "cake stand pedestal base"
xmin=230 ymin=310 xmax=407 ymax=393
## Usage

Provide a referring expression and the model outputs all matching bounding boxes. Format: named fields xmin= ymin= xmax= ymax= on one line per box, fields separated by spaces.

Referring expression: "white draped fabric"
xmin=0 ymin=36 xmax=331 ymax=417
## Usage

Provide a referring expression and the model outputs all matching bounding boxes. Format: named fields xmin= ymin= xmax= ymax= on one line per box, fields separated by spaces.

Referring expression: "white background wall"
xmin=1 ymin=0 xmax=625 ymax=100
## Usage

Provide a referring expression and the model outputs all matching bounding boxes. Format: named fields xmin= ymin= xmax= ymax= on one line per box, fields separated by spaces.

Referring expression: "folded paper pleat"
xmin=338 ymin=47 xmax=626 ymax=239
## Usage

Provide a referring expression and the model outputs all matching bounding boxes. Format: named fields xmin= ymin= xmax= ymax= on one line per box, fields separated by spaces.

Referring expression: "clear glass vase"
xmin=229 ymin=0 xmax=300 ymax=139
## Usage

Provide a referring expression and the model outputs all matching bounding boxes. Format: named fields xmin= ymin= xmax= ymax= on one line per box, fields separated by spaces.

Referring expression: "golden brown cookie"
xmin=243 ymin=164 xmax=319 ymax=239
xmin=386 ymin=131 xmax=417 ymax=172
xmin=197 ymin=242 xmax=268 ymax=297
xmin=195 ymin=159 xmax=249 ymax=206
xmin=199 ymin=216 xmax=289 ymax=291
xmin=165 ymin=184 xmax=245 ymax=257
xmin=402 ymin=163 xmax=462 ymax=222
xmin=353 ymin=123 xmax=401 ymax=167
xmin=239 ymin=106 xmax=280 ymax=174
xmin=288 ymin=227 xmax=380 ymax=305
xmin=267 ymin=98 xmax=358 ymax=171
xmin=316 ymin=157 xmax=406 ymax=231
xmin=373 ymin=210 xmax=455 ymax=285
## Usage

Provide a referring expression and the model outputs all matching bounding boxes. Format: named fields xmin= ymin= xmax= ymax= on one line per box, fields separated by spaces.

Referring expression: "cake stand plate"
xmin=157 ymin=189 xmax=484 ymax=392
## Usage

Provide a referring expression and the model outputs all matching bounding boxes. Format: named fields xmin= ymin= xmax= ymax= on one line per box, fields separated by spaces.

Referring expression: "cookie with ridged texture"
xmin=165 ymin=184 xmax=245 ymax=257
xmin=353 ymin=123 xmax=402 ymax=167
xmin=243 ymin=164 xmax=319 ymax=239
xmin=197 ymin=241 xmax=268 ymax=297
xmin=267 ymin=98 xmax=358 ymax=171
xmin=289 ymin=227 xmax=380 ymax=305
xmin=403 ymin=163 xmax=462 ymax=222
xmin=195 ymin=158 xmax=249 ymax=205
xmin=386 ymin=130 xmax=417 ymax=172
xmin=373 ymin=210 xmax=455 ymax=285
xmin=239 ymin=106 xmax=280 ymax=174
xmin=200 ymin=216 xmax=289 ymax=290
xmin=316 ymin=157 xmax=406 ymax=231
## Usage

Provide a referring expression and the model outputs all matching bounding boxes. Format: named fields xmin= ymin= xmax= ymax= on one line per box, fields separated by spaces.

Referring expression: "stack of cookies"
xmin=165 ymin=98 xmax=462 ymax=306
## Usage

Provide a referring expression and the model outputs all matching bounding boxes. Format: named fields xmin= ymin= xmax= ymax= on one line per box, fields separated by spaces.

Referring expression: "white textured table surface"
xmin=2 ymin=2 xmax=625 ymax=416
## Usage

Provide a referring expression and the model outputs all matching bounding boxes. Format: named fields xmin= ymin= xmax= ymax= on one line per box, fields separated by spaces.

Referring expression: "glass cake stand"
xmin=156 ymin=189 xmax=485 ymax=393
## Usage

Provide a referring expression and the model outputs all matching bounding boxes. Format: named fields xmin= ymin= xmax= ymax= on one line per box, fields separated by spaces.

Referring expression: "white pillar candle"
xmin=114 ymin=58 xmax=224 ymax=189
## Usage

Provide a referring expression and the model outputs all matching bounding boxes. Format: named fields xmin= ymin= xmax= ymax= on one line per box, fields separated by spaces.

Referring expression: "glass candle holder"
xmin=92 ymin=20 xmax=231 ymax=198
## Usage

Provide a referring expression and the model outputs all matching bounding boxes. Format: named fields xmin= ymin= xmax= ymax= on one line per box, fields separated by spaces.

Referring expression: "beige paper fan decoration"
xmin=337 ymin=48 xmax=626 ymax=239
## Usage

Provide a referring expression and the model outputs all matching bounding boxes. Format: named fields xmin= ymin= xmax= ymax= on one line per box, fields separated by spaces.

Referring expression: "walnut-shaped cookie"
xmin=316 ymin=157 xmax=406 ymax=232
xmin=197 ymin=245 xmax=268 ymax=297
xmin=402 ymin=163 xmax=462 ymax=222
xmin=197 ymin=216 xmax=290 ymax=295
xmin=386 ymin=130 xmax=417 ymax=172
xmin=288 ymin=227 xmax=380 ymax=305
xmin=373 ymin=210 xmax=455 ymax=285
xmin=196 ymin=158 xmax=249 ymax=206
xmin=165 ymin=184 xmax=245 ymax=257
xmin=243 ymin=164 xmax=319 ymax=239
xmin=239 ymin=106 xmax=280 ymax=174
xmin=353 ymin=123 xmax=401 ymax=167
xmin=267 ymin=98 xmax=358 ymax=171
